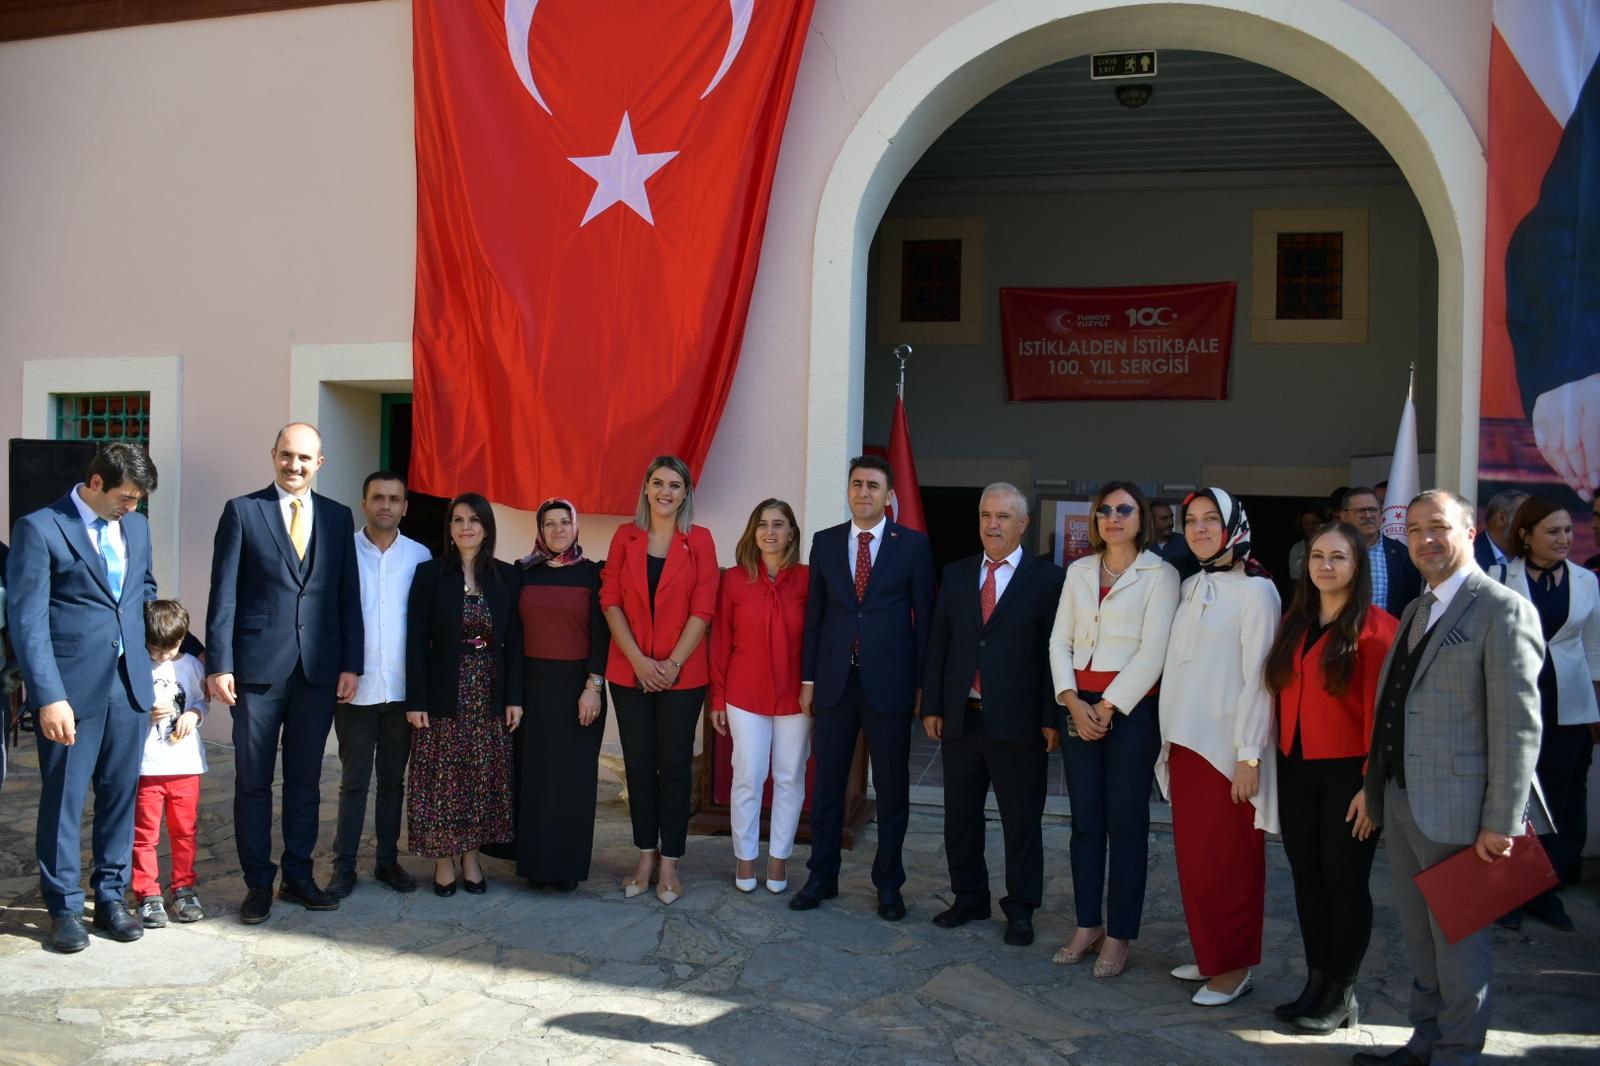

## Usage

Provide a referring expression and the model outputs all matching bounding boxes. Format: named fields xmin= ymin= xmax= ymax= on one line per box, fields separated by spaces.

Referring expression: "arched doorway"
xmin=802 ymin=0 xmax=1482 ymax=529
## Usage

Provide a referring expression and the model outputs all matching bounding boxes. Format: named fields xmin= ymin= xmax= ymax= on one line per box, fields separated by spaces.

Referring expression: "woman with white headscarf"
xmin=1158 ymin=488 xmax=1281 ymax=1007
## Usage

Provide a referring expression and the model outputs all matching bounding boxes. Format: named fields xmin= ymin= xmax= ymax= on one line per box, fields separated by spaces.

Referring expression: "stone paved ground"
xmin=1 ymin=739 xmax=1597 ymax=1066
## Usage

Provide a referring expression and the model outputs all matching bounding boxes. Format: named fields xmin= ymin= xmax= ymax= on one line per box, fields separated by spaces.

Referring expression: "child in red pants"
xmin=133 ymin=600 xmax=209 ymax=927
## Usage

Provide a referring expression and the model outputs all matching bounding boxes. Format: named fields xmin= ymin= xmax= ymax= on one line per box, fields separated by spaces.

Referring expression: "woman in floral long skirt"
xmin=405 ymin=492 xmax=524 ymax=895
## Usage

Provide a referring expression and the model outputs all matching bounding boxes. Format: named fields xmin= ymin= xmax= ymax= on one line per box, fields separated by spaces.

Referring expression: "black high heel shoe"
xmin=433 ymin=877 xmax=458 ymax=897
xmin=463 ymin=876 xmax=487 ymax=895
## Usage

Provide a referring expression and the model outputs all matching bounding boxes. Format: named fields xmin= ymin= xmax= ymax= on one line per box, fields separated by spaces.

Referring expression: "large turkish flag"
xmin=411 ymin=0 xmax=815 ymax=512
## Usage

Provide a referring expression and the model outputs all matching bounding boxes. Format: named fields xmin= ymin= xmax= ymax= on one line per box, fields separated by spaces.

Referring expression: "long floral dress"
xmin=407 ymin=591 xmax=514 ymax=857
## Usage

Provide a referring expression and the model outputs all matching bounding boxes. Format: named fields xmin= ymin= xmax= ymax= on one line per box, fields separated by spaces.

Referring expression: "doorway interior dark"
xmin=380 ymin=394 xmax=450 ymax=558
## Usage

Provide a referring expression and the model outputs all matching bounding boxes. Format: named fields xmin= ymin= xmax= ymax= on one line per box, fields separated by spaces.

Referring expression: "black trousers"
xmin=941 ymin=705 xmax=1047 ymax=916
xmin=232 ymin=663 xmax=337 ymax=887
xmin=330 ymin=701 xmax=412 ymax=873
xmin=1537 ymin=718 xmax=1595 ymax=886
xmin=806 ymin=666 xmax=912 ymax=890
xmin=1276 ymin=746 xmax=1378 ymax=984
xmin=611 ymin=685 xmax=706 ymax=858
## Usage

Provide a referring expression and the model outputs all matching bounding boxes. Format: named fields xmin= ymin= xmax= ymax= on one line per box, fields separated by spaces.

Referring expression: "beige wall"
xmin=0 ymin=0 xmax=1493 ymax=587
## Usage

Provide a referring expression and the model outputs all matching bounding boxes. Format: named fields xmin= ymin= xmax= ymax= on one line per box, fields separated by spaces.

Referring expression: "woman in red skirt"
xmin=1158 ymin=488 xmax=1281 ymax=1007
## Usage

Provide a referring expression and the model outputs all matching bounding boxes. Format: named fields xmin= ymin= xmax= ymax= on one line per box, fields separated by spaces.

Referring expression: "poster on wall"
xmin=1000 ymin=282 xmax=1236 ymax=402
xmin=1046 ymin=498 xmax=1094 ymax=566
xmin=1479 ymin=4 xmax=1600 ymax=561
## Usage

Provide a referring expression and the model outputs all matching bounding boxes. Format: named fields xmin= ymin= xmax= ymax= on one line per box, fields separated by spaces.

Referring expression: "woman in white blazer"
xmin=1047 ymin=482 xmax=1179 ymax=978
xmin=1502 ymin=496 xmax=1600 ymax=931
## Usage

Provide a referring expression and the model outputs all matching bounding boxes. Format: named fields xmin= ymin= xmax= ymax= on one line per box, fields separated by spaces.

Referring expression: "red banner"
xmin=1001 ymin=283 xmax=1236 ymax=401
xmin=411 ymin=1 xmax=814 ymax=512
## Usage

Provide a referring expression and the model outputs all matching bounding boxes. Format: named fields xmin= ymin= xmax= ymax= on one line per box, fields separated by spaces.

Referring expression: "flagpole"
xmin=892 ymin=343 xmax=912 ymax=399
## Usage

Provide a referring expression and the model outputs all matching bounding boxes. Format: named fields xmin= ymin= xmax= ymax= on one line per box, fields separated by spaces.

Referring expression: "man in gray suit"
xmin=1354 ymin=490 xmax=1546 ymax=1066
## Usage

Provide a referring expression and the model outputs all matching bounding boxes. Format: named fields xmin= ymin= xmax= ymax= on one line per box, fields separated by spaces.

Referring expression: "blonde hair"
xmin=734 ymin=499 xmax=800 ymax=579
xmin=633 ymin=455 xmax=695 ymax=534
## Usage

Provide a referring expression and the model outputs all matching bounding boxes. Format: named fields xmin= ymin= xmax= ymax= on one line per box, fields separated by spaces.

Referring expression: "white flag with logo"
xmin=1381 ymin=376 xmax=1420 ymax=542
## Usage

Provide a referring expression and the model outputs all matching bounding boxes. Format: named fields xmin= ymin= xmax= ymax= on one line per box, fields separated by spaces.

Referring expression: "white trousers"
xmin=726 ymin=705 xmax=812 ymax=861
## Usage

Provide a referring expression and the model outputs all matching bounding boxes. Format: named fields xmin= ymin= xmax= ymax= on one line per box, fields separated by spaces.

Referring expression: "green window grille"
xmin=55 ymin=392 xmax=151 ymax=444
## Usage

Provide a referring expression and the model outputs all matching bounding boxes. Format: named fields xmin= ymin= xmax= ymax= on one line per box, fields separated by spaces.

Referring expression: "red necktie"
xmin=974 ymin=559 xmax=1006 ymax=695
xmin=853 ymin=530 xmax=872 ymax=657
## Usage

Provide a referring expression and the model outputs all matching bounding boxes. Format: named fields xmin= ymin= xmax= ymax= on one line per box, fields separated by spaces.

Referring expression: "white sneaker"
xmin=1191 ymin=971 xmax=1253 ymax=1006
xmin=1170 ymin=963 xmax=1207 ymax=981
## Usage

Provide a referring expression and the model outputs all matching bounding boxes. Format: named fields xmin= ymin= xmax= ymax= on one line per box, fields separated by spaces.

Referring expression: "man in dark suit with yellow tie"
xmin=206 ymin=423 xmax=362 ymax=924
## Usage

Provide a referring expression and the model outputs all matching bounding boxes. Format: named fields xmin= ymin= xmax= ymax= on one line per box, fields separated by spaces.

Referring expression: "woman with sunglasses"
xmin=1047 ymin=482 xmax=1179 ymax=978
xmin=1160 ymin=488 xmax=1280 ymax=1007
xmin=1263 ymin=521 xmax=1396 ymax=1032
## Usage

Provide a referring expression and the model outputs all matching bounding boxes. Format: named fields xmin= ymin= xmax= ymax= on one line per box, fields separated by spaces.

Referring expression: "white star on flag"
xmin=568 ymin=112 xmax=679 ymax=227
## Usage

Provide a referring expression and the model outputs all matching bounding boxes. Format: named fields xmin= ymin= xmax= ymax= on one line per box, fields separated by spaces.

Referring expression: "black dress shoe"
xmin=434 ymin=877 xmax=458 ymax=897
xmin=327 ymin=870 xmax=358 ymax=900
xmin=787 ymin=876 xmax=838 ymax=911
xmin=462 ymin=876 xmax=487 ymax=895
xmin=92 ymin=900 xmax=144 ymax=942
xmin=1523 ymin=891 xmax=1575 ymax=931
xmin=932 ymin=901 xmax=991 ymax=929
xmin=551 ymin=881 xmax=578 ymax=893
xmin=240 ymin=885 xmax=274 ymax=925
xmin=1003 ymin=915 xmax=1035 ymax=947
xmin=877 ymin=888 xmax=907 ymax=922
xmin=1351 ymin=1049 xmax=1426 ymax=1066
xmin=1274 ymin=969 xmax=1326 ymax=1020
xmin=50 ymin=913 xmax=90 ymax=953
xmin=374 ymin=863 xmax=418 ymax=893
xmin=1294 ymin=982 xmax=1359 ymax=1034
xmin=278 ymin=878 xmax=340 ymax=911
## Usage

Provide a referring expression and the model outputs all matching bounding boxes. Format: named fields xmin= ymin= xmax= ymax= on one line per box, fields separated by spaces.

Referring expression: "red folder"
xmin=1412 ymin=825 xmax=1558 ymax=943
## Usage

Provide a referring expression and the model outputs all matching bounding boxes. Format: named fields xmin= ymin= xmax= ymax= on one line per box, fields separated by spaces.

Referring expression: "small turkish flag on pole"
xmin=885 ymin=344 xmax=926 ymax=533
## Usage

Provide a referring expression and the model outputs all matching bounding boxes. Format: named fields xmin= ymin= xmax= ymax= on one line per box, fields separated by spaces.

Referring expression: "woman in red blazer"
xmin=601 ymin=455 xmax=718 ymax=905
xmin=709 ymin=499 xmax=809 ymax=895
xmin=1263 ymin=521 xmax=1398 ymax=1035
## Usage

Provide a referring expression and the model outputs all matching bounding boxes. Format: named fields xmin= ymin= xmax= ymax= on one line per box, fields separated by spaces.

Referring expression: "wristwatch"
xmin=1244 ymin=758 xmax=1260 ymax=768
xmin=588 ymin=674 xmax=605 ymax=692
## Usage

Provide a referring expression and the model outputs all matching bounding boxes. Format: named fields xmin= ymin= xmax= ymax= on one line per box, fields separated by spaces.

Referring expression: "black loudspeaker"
xmin=9 ymin=439 xmax=98 ymax=533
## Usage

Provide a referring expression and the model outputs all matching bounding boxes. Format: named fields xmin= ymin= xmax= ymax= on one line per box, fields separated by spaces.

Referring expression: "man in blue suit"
xmin=922 ymin=483 xmax=1064 ymax=947
xmin=207 ymin=423 xmax=362 ymax=924
xmin=7 ymin=443 xmax=159 ymax=952
xmin=793 ymin=455 xmax=935 ymax=920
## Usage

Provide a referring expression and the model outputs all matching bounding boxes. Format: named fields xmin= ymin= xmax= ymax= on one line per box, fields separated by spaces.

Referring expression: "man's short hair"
xmin=1150 ymin=499 xmax=1173 ymax=514
xmin=272 ymin=422 xmax=323 ymax=452
xmin=1409 ymin=488 xmax=1475 ymax=529
xmin=362 ymin=470 xmax=408 ymax=499
xmin=1484 ymin=488 xmax=1529 ymax=521
xmin=847 ymin=454 xmax=894 ymax=490
xmin=144 ymin=599 xmax=190 ymax=650
xmin=86 ymin=442 xmax=158 ymax=495
xmin=1339 ymin=486 xmax=1378 ymax=511
xmin=979 ymin=482 xmax=1029 ymax=518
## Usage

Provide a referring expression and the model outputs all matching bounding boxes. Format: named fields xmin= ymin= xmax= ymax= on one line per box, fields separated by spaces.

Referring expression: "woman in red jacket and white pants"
xmin=1263 ymin=520 xmax=1398 ymax=1034
xmin=710 ymin=499 xmax=810 ymax=894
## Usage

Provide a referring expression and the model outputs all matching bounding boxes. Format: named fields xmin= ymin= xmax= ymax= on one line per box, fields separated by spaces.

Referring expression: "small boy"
xmin=133 ymin=600 xmax=209 ymax=927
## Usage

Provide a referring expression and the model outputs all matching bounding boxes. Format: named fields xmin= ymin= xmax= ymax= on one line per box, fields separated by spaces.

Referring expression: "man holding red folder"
xmin=1356 ymin=490 xmax=1548 ymax=1066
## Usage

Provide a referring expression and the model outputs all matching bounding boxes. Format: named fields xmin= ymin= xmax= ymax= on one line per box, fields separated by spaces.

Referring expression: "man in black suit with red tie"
xmin=793 ymin=455 xmax=935 ymax=920
xmin=207 ymin=423 xmax=363 ymax=924
xmin=922 ymin=483 xmax=1064 ymax=946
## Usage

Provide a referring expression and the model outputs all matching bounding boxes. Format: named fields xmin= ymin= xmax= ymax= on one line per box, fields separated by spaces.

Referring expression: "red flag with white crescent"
xmin=886 ymin=397 xmax=926 ymax=533
xmin=411 ymin=0 xmax=815 ymax=511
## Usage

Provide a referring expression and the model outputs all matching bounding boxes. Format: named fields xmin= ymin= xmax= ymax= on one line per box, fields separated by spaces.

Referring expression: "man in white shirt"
xmin=328 ymin=472 xmax=432 ymax=898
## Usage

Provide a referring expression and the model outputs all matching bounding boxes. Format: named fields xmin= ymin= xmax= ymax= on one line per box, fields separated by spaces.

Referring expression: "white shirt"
xmin=275 ymin=483 xmax=314 ymax=543
xmin=352 ymin=527 xmax=432 ymax=706
xmin=70 ymin=483 xmax=125 ymax=573
xmin=976 ymin=545 xmax=1022 ymax=602
xmin=140 ymin=652 xmax=209 ymax=776
xmin=846 ymin=515 xmax=887 ymax=573
xmin=1420 ymin=563 xmax=1474 ymax=633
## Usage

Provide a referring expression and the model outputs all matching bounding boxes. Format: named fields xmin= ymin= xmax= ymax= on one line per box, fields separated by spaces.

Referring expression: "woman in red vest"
xmin=601 ymin=456 xmax=719 ymax=905
xmin=709 ymin=499 xmax=809 ymax=894
xmin=1263 ymin=520 xmax=1398 ymax=1034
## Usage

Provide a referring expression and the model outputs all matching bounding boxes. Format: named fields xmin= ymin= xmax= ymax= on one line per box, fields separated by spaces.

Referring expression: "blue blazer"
xmin=6 ymin=492 xmax=158 ymax=714
xmin=922 ymin=552 xmax=1065 ymax=745
xmin=1378 ymin=535 xmax=1424 ymax=618
xmin=802 ymin=520 xmax=935 ymax=715
xmin=206 ymin=486 xmax=363 ymax=686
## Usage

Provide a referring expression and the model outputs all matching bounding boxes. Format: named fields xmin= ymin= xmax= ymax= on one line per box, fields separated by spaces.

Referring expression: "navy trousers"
xmin=1059 ymin=692 xmax=1161 ymax=939
xmin=35 ymin=659 xmax=144 ymax=917
xmin=806 ymin=667 xmax=912 ymax=890
xmin=232 ymin=663 xmax=336 ymax=887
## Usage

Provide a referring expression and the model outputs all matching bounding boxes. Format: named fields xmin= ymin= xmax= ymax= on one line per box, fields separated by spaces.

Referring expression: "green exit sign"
xmin=1091 ymin=51 xmax=1158 ymax=80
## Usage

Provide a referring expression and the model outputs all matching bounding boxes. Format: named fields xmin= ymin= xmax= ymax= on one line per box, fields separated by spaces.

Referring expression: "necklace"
xmin=1101 ymin=555 xmax=1131 ymax=581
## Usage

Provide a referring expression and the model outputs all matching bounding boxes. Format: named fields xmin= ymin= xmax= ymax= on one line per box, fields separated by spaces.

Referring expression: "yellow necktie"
xmin=289 ymin=498 xmax=308 ymax=560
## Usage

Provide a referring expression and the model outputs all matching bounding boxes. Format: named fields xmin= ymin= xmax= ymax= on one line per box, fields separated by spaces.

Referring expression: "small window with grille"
xmin=1275 ymin=232 xmax=1343 ymax=319
xmin=899 ymin=238 xmax=963 ymax=323
xmin=55 ymin=392 xmax=151 ymax=445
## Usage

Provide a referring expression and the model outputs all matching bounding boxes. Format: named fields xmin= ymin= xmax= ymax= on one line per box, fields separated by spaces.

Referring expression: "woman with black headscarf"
xmin=1158 ymin=488 xmax=1281 ymax=1007
xmin=510 ymin=498 xmax=611 ymax=890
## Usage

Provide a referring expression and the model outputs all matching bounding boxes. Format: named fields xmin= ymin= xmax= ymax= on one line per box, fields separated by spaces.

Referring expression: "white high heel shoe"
xmin=1191 ymin=970 xmax=1253 ymax=1006
xmin=1170 ymin=963 xmax=1207 ymax=981
xmin=764 ymin=857 xmax=788 ymax=894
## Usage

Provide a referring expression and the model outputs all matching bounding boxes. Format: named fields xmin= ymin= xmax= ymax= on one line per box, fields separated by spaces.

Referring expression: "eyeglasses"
xmin=1095 ymin=504 xmax=1138 ymax=519
xmin=1349 ymin=507 xmax=1381 ymax=517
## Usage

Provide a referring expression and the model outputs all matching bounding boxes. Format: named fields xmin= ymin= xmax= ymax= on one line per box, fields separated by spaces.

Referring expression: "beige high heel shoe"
xmin=623 ymin=850 xmax=658 ymax=899
xmin=1093 ymin=938 xmax=1130 ymax=978
xmin=1052 ymin=927 xmax=1105 ymax=965
xmin=656 ymin=859 xmax=683 ymax=905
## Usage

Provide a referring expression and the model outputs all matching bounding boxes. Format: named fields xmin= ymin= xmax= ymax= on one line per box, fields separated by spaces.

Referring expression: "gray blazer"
xmin=1363 ymin=565 xmax=1549 ymax=845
